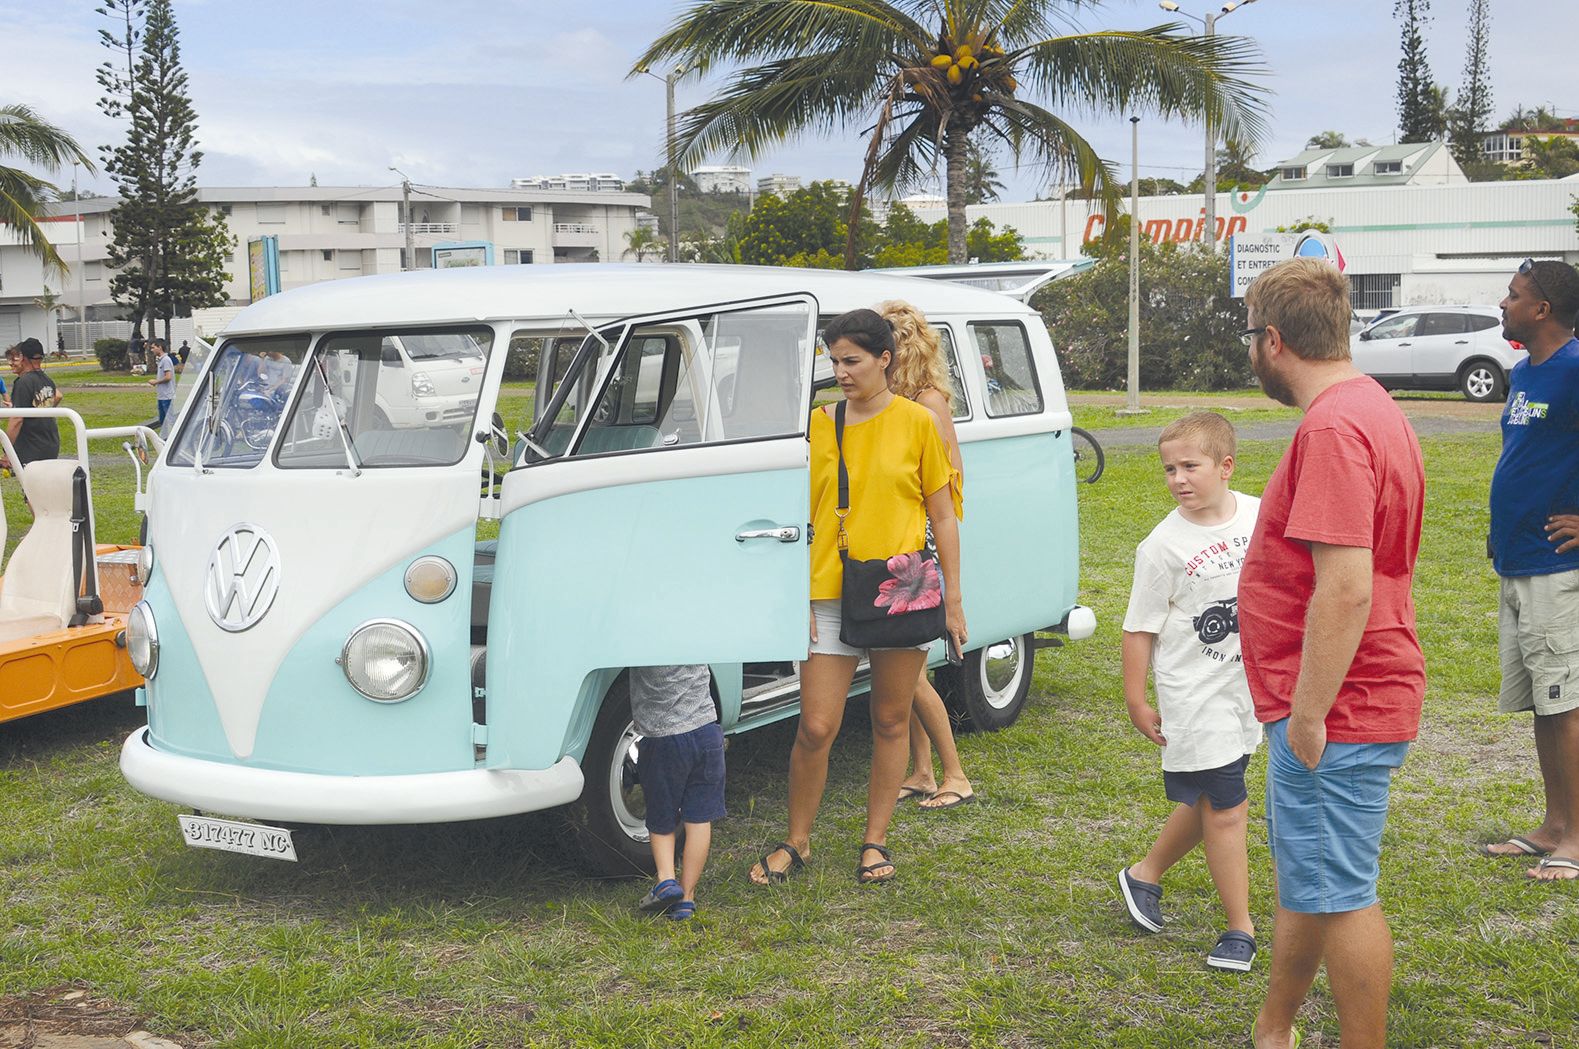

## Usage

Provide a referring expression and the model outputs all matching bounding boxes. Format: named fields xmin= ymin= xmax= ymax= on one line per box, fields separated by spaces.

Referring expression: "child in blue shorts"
xmin=631 ymin=664 xmax=725 ymax=921
xmin=1118 ymin=412 xmax=1263 ymax=971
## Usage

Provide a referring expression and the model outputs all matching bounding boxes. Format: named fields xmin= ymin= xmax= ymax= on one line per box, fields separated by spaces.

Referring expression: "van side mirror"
xmin=1358 ymin=329 xmax=1371 ymax=341
xmin=489 ymin=412 xmax=508 ymax=458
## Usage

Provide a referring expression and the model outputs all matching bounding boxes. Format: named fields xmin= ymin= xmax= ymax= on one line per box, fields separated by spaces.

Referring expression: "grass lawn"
xmin=2 ymin=401 xmax=1575 ymax=1045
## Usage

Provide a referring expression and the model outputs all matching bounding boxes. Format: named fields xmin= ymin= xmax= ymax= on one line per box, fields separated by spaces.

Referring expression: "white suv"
xmin=1350 ymin=305 xmax=1524 ymax=402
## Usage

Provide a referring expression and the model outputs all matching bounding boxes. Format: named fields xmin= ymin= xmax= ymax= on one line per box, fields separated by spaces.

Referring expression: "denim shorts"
xmin=1264 ymin=718 xmax=1409 ymax=914
xmin=640 ymin=722 xmax=726 ymax=836
xmin=1163 ymin=753 xmax=1250 ymax=809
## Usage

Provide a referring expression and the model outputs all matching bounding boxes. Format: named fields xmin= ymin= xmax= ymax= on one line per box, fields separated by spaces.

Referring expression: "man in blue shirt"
xmin=1485 ymin=259 xmax=1579 ymax=883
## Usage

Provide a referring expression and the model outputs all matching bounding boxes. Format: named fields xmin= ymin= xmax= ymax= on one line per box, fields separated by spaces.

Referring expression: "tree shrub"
xmin=94 ymin=337 xmax=131 ymax=372
xmin=1034 ymin=237 xmax=1251 ymax=392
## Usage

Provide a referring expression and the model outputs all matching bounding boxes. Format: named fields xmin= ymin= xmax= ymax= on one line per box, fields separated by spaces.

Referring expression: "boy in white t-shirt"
xmin=1117 ymin=412 xmax=1262 ymax=972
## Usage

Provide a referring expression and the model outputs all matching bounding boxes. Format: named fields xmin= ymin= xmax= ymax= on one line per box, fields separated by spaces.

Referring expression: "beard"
xmin=1249 ymin=342 xmax=1297 ymax=407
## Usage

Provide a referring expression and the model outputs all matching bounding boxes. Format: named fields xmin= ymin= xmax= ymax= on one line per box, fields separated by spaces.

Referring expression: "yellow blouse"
xmin=809 ymin=397 xmax=953 ymax=601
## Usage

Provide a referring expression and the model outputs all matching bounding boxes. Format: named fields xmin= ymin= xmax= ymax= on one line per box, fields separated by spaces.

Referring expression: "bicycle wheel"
xmin=1070 ymin=426 xmax=1105 ymax=484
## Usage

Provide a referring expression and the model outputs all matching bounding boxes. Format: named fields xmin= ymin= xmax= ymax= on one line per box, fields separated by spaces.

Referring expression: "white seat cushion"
xmin=0 ymin=613 xmax=67 ymax=644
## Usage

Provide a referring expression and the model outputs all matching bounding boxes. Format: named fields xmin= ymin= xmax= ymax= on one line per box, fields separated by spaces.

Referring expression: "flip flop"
xmin=856 ymin=842 xmax=896 ymax=884
xmin=920 ymin=789 xmax=976 ymax=810
xmin=897 ymin=785 xmax=934 ymax=802
xmin=1479 ymin=836 xmax=1553 ymax=858
xmin=1528 ymin=856 xmax=1579 ymax=882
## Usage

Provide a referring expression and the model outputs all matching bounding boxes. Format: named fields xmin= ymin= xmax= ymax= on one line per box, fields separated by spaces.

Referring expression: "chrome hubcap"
xmin=980 ymin=636 xmax=1026 ymax=710
xmin=607 ymin=722 xmax=650 ymax=843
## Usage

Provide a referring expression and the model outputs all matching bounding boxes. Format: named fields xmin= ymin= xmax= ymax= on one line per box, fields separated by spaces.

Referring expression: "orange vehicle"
xmin=1 ymin=408 xmax=160 ymax=723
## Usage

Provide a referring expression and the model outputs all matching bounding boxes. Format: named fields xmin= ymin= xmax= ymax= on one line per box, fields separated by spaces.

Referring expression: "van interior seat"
xmin=472 ymin=540 xmax=497 ymax=629
xmin=355 ymin=428 xmax=467 ymax=464
xmin=0 ymin=460 xmax=82 ymax=643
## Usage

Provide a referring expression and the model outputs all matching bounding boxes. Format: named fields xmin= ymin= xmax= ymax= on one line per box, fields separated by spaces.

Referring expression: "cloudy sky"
xmin=4 ymin=0 xmax=1570 ymax=202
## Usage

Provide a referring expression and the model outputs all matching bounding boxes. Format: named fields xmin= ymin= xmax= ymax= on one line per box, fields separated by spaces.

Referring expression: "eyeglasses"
xmin=1519 ymin=258 xmax=1550 ymax=303
xmin=1239 ymin=326 xmax=1268 ymax=346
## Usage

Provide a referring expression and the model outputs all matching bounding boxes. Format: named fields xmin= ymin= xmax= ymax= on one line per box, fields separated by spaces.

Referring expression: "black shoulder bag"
xmin=834 ymin=400 xmax=946 ymax=649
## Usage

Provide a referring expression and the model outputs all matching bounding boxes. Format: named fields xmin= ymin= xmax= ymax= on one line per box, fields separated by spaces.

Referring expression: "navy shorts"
xmin=641 ymin=722 xmax=726 ymax=835
xmin=1163 ymin=753 xmax=1250 ymax=809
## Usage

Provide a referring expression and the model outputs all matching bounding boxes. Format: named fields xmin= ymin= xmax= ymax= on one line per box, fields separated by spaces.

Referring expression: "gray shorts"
xmin=1498 ymin=569 xmax=1579 ymax=716
xmin=808 ymin=599 xmax=933 ymax=659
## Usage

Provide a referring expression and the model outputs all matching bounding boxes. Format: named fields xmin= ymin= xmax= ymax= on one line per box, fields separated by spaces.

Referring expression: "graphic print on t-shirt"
xmin=1192 ymin=596 xmax=1239 ymax=645
xmin=1178 ymin=535 xmax=1250 ymax=664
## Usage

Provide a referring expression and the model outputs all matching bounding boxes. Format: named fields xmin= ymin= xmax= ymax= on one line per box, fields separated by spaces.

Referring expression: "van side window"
xmin=550 ymin=300 xmax=812 ymax=458
xmin=504 ymin=328 xmax=589 ymax=430
xmin=936 ymin=327 xmax=970 ymax=421
xmin=971 ymin=321 xmax=1043 ymax=417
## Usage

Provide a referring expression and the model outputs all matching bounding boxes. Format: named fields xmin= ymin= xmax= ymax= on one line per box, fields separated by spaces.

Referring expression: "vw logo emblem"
xmin=205 ymin=524 xmax=282 ymax=632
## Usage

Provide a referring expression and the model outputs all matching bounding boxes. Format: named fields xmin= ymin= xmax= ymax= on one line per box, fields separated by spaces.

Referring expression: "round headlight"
xmin=340 ymin=619 xmax=429 ymax=702
xmin=403 ymin=556 xmax=457 ymax=604
xmin=127 ymin=600 xmax=159 ymax=679
xmin=137 ymin=544 xmax=155 ymax=585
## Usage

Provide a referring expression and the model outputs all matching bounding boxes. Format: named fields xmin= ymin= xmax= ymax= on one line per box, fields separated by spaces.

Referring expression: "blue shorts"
xmin=1264 ymin=718 xmax=1409 ymax=914
xmin=641 ymin=722 xmax=726 ymax=835
xmin=1163 ymin=754 xmax=1250 ymax=809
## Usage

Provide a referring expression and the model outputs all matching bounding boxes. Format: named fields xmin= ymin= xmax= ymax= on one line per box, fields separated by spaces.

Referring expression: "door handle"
xmin=1454 ymin=340 xmax=1468 ymax=345
xmin=736 ymin=526 xmax=801 ymax=543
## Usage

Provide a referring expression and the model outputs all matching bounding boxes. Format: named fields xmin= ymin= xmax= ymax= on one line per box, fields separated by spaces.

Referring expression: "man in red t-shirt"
xmin=1238 ymin=260 xmax=1426 ymax=1049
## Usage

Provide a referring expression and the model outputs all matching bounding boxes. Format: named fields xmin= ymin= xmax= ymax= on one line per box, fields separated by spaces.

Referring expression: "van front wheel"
xmin=562 ymin=676 xmax=657 ymax=877
xmin=936 ymin=633 xmax=1035 ymax=732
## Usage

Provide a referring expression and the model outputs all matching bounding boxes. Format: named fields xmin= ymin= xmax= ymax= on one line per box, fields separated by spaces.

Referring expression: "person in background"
xmin=178 ymin=339 xmax=192 ymax=369
xmin=1239 ymin=259 xmax=1426 ymax=1049
xmin=147 ymin=338 xmax=176 ymax=427
xmin=879 ymin=300 xmax=976 ymax=811
xmin=2 ymin=339 xmax=62 ymax=473
xmin=1481 ymin=259 xmax=1579 ymax=883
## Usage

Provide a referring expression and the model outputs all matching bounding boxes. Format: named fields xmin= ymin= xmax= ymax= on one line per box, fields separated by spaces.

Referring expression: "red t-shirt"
xmin=1238 ymin=376 xmax=1426 ymax=742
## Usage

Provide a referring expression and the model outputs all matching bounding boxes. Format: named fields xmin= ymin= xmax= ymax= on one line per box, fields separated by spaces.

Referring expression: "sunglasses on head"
xmin=1519 ymin=258 xmax=1551 ymax=303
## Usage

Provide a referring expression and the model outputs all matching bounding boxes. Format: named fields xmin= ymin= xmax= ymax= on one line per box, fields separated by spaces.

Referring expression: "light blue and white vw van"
xmin=119 ymin=265 xmax=1095 ymax=873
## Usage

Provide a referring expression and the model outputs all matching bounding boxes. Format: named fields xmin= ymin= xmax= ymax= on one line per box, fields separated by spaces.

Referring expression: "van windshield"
xmin=166 ymin=336 xmax=309 ymax=468
xmin=275 ymin=327 xmax=494 ymax=469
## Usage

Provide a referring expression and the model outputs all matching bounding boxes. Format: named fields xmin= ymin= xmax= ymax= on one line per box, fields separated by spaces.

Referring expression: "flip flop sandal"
xmin=856 ymin=842 xmax=896 ymax=884
xmin=1529 ymin=856 xmax=1579 ymax=881
xmin=1479 ymin=836 xmax=1553 ymax=858
xmin=1250 ymin=1018 xmax=1302 ymax=1048
xmin=897 ymin=785 xmax=935 ymax=802
xmin=752 ymin=841 xmax=805 ymax=884
xmin=921 ymin=789 xmax=976 ymax=811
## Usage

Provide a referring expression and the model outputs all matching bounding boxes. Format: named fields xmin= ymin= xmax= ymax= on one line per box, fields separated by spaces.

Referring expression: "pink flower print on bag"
xmin=876 ymin=552 xmax=943 ymax=616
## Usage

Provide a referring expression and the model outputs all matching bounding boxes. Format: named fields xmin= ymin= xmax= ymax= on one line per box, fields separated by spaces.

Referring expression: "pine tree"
xmin=1395 ymin=0 xmax=1444 ymax=143
xmin=1448 ymin=0 xmax=1493 ymax=165
xmin=99 ymin=0 xmax=232 ymax=342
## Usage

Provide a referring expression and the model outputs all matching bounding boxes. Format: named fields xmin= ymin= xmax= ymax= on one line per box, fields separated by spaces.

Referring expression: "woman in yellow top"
xmin=879 ymin=300 xmax=976 ymax=812
xmin=749 ymin=308 xmax=966 ymax=886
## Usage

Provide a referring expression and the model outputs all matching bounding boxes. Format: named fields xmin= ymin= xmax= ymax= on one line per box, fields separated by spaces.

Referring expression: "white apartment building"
xmin=7 ymin=184 xmax=649 ymax=350
xmin=756 ymin=174 xmax=801 ymax=198
xmin=511 ymin=173 xmax=626 ymax=192
xmin=690 ymin=165 xmax=752 ymax=194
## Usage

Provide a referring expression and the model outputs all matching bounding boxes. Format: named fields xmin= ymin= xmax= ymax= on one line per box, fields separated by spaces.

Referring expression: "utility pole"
xmin=666 ymin=70 xmax=680 ymax=263
xmin=389 ymin=167 xmax=416 ymax=271
xmin=74 ymin=162 xmax=85 ymax=353
xmin=1122 ymin=116 xmax=1146 ymax=417
xmin=1202 ymin=11 xmax=1217 ymax=249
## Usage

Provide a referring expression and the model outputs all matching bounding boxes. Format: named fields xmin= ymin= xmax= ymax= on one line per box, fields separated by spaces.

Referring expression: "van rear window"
xmin=971 ymin=322 xmax=1043 ymax=417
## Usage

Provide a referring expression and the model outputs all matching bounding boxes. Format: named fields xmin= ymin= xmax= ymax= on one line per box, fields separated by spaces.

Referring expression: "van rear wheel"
xmin=936 ymin=633 xmax=1035 ymax=732
xmin=561 ymin=675 xmax=658 ymax=877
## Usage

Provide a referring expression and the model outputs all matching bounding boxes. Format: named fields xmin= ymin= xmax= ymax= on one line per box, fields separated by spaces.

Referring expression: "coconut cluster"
xmin=928 ymin=34 xmax=1016 ymax=103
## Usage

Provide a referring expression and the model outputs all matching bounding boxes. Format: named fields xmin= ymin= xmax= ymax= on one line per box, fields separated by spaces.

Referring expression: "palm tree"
xmin=623 ymin=225 xmax=666 ymax=262
xmin=965 ymin=143 xmax=1004 ymax=204
xmin=0 ymin=104 xmax=95 ymax=275
xmin=634 ymin=0 xmax=1266 ymax=266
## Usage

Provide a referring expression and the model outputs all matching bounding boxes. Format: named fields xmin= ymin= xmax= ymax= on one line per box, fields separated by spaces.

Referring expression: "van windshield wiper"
xmin=314 ymin=356 xmax=362 ymax=477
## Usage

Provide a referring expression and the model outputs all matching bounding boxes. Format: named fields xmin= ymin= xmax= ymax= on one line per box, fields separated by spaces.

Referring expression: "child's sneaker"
xmin=1206 ymin=930 xmax=1256 ymax=971
xmin=1117 ymin=866 xmax=1165 ymax=932
xmin=639 ymin=878 xmax=684 ymax=914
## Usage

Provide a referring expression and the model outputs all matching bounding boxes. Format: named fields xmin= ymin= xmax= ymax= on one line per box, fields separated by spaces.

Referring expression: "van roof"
xmin=223 ymin=263 xmax=1039 ymax=337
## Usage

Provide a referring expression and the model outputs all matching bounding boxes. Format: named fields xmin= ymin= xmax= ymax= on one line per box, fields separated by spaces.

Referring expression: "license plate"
xmin=177 ymin=814 xmax=298 ymax=862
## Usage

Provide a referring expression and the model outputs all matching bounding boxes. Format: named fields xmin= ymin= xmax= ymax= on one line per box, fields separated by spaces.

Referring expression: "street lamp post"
xmin=1159 ymin=0 xmax=1260 ymax=250
xmin=637 ymin=65 xmax=689 ymax=263
xmin=1123 ymin=116 xmax=1144 ymax=416
xmin=74 ymin=162 xmax=85 ymax=354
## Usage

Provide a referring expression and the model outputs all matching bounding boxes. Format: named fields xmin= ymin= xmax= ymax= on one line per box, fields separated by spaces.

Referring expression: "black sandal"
xmin=856 ymin=842 xmax=896 ymax=884
xmin=753 ymin=841 xmax=805 ymax=884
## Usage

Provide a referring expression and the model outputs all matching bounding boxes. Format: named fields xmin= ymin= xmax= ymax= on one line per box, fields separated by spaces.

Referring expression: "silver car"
xmin=1350 ymin=305 xmax=1525 ymax=402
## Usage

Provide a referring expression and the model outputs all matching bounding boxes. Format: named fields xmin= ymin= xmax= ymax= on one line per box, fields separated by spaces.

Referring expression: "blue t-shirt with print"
xmin=1490 ymin=337 xmax=1579 ymax=577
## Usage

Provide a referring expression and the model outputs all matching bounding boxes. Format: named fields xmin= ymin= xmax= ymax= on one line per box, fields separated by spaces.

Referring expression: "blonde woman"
xmin=879 ymin=300 xmax=976 ymax=811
